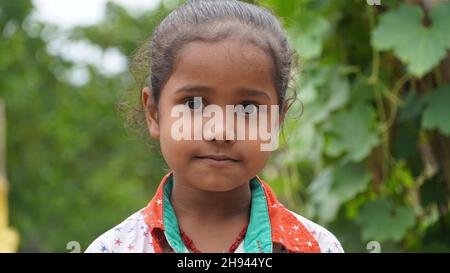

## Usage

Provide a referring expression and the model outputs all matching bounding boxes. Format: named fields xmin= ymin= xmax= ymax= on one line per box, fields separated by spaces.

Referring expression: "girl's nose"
xmin=203 ymin=118 xmax=236 ymax=144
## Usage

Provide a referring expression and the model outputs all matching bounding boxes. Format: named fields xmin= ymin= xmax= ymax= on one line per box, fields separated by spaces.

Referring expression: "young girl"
xmin=86 ymin=0 xmax=343 ymax=253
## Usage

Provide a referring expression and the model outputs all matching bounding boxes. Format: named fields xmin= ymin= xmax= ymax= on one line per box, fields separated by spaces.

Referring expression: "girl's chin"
xmin=196 ymin=182 xmax=243 ymax=192
xmin=174 ymin=168 xmax=251 ymax=192
xmin=190 ymin=176 xmax=246 ymax=192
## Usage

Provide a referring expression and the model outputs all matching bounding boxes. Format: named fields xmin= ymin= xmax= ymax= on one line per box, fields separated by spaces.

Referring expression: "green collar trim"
xmin=162 ymin=175 xmax=188 ymax=253
xmin=162 ymin=175 xmax=272 ymax=253
xmin=244 ymin=178 xmax=273 ymax=253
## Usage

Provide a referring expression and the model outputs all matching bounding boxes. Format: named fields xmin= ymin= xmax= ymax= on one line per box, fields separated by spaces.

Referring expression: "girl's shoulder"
xmin=85 ymin=208 xmax=153 ymax=253
xmin=286 ymin=209 xmax=344 ymax=253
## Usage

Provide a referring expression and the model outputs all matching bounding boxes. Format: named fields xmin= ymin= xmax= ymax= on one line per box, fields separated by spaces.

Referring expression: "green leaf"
xmin=290 ymin=12 xmax=330 ymax=60
xmin=331 ymin=162 xmax=371 ymax=203
xmin=308 ymin=162 xmax=370 ymax=224
xmin=395 ymin=29 xmax=446 ymax=77
xmin=422 ymin=85 xmax=450 ymax=135
xmin=386 ymin=161 xmax=415 ymax=194
xmin=350 ymin=77 xmax=376 ymax=104
xmin=357 ymin=199 xmax=415 ymax=242
xmin=398 ymin=91 xmax=424 ymax=122
xmin=371 ymin=5 xmax=422 ymax=51
xmin=420 ymin=176 xmax=448 ymax=208
xmin=308 ymin=167 xmax=341 ymax=224
xmin=282 ymin=122 xmax=324 ymax=165
xmin=430 ymin=2 xmax=450 ymax=48
xmin=300 ymin=66 xmax=350 ymax=125
xmin=325 ymin=71 xmax=350 ymax=111
xmin=371 ymin=4 xmax=450 ymax=77
xmin=422 ymin=213 xmax=450 ymax=252
xmin=325 ymin=103 xmax=380 ymax=161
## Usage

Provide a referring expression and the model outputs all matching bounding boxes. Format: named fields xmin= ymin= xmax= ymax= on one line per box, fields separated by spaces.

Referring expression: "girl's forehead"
xmin=167 ymin=40 xmax=276 ymax=96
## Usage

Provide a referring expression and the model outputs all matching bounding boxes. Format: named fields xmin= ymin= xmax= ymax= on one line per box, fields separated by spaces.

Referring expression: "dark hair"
xmin=119 ymin=0 xmax=299 ymax=138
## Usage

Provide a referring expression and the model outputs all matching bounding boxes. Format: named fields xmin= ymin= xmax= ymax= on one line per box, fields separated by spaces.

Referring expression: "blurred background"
xmin=0 ymin=0 xmax=449 ymax=252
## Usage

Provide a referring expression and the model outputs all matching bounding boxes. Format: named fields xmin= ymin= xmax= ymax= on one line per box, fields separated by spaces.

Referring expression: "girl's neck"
xmin=170 ymin=173 xmax=252 ymax=220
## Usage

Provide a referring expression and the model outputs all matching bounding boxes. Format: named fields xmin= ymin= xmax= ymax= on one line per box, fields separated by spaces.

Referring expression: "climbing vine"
xmin=259 ymin=0 xmax=450 ymax=252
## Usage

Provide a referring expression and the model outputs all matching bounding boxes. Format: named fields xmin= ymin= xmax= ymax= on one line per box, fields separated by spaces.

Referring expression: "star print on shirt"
xmin=100 ymin=245 xmax=108 ymax=253
xmin=85 ymin=172 xmax=344 ymax=253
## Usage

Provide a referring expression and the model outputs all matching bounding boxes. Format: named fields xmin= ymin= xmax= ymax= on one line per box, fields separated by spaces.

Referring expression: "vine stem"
xmin=366 ymin=3 xmax=380 ymax=85
xmin=366 ymin=4 xmax=392 ymax=183
xmin=383 ymin=74 xmax=411 ymax=131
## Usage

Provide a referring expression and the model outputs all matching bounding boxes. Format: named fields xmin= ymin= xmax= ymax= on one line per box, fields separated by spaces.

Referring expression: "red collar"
xmin=143 ymin=171 xmax=320 ymax=253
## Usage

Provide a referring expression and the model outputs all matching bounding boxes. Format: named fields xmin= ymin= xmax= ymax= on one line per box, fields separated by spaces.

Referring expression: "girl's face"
xmin=143 ymin=39 xmax=284 ymax=192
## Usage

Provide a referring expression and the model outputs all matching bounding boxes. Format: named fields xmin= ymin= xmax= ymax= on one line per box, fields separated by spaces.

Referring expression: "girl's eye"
xmin=184 ymin=96 xmax=204 ymax=110
xmin=235 ymin=102 xmax=259 ymax=115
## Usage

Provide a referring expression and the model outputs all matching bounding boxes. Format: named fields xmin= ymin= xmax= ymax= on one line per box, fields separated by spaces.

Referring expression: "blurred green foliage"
xmin=261 ymin=0 xmax=450 ymax=252
xmin=1 ymin=0 xmax=449 ymax=252
xmin=1 ymin=0 xmax=167 ymax=252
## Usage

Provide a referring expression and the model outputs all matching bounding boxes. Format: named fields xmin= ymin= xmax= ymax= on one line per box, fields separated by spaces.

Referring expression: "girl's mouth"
xmin=193 ymin=154 xmax=240 ymax=168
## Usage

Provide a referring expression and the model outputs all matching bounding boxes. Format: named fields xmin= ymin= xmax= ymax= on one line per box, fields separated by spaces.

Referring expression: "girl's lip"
xmin=194 ymin=154 xmax=239 ymax=161
xmin=193 ymin=155 xmax=240 ymax=168
xmin=195 ymin=157 xmax=239 ymax=168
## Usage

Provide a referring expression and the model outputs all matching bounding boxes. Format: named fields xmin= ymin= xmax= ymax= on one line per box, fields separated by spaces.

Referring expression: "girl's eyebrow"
xmin=175 ymin=84 xmax=272 ymax=100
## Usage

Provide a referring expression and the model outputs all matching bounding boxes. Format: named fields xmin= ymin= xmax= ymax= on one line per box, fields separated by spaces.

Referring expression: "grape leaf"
xmin=308 ymin=168 xmax=341 ymax=224
xmin=290 ymin=12 xmax=330 ymax=60
xmin=420 ymin=176 xmax=448 ymax=208
xmin=300 ymin=66 xmax=350 ymax=124
xmin=372 ymin=5 xmax=421 ymax=51
xmin=430 ymin=3 xmax=450 ymax=48
xmin=331 ymin=162 xmax=371 ymax=203
xmin=422 ymin=85 xmax=450 ymax=135
xmin=325 ymin=103 xmax=380 ymax=161
xmin=357 ymin=199 xmax=415 ymax=242
xmin=325 ymin=71 xmax=350 ymax=111
xmin=350 ymin=77 xmax=376 ymax=104
xmin=398 ymin=91 xmax=424 ymax=122
xmin=371 ymin=4 xmax=450 ymax=77
xmin=308 ymin=162 xmax=370 ymax=224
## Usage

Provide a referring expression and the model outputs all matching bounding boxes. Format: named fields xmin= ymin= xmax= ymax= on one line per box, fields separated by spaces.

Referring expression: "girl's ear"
xmin=142 ymin=87 xmax=160 ymax=140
